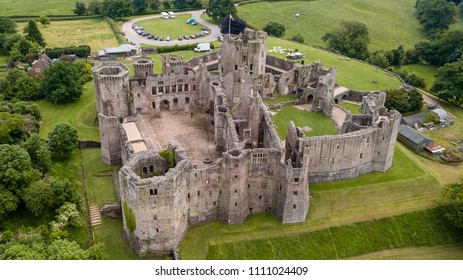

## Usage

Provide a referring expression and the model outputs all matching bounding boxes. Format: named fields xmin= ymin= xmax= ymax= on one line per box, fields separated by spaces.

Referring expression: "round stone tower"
xmin=133 ymin=57 xmax=154 ymax=78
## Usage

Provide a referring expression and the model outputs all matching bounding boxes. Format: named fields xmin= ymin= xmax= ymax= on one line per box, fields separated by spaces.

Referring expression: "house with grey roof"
xmin=397 ymin=124 xmax=434 ymax=151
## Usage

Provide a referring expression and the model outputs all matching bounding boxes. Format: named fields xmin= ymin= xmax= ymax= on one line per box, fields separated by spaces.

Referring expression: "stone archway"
xmin=161 ymin=100 xmax=170 ymax=111
xmin=307 ymin=95 xmax=314 ymax=104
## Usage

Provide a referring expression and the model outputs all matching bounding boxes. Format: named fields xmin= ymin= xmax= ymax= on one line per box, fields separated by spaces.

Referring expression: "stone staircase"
xmin=89 ymin=205 xmax=102 ymax=227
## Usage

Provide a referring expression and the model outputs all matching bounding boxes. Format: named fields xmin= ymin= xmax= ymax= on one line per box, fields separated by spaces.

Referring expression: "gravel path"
xmin=122 ymin=9 xmax=221 ymax=47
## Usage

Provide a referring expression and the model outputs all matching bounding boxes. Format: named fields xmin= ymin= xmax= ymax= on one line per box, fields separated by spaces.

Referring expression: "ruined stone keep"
xmin=92 ymin=29 xmax=401 ymax=258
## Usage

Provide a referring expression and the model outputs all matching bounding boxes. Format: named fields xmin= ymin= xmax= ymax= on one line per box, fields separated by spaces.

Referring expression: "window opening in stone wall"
xmin=150 ymin=189 xmax=154 ymax=196
xmin=158 ymin=86 xmax=164 ymax=93
xmin=149 ymin=165 xmax=154 ymax=172
xmin=153 ymin=215 xmax=157 ymax=220
xmin=143 ymin=167 xmax=148 ymax=174
xmin=293 ymin=204 xmax=296 ymax=209
xmin=378 ymin=151 xmax=380 ymax=155
xmin=187 ymin=193 xmax=190 ymax=199
xmin=172 ymin=85 xmax=176 ymax=93
xmin=165 ymin=86 xmax=170 ymax=94
xmin=250 ymin=64 xmax=253 ymax=71
xmin=177 ymin=79 xmax=183 ymax=83
xmin=197 ymin=191 xmax=200 ymax=196
xmin=234 ymin=189 xmax=237 ymax=193
xmin=184 ymin=84 xmax=189 ymax=91
xmin=248 ymin=184 xmax=250 ymax=188
xmin=235 ymin=65 xmax=238 ymax=70
xmin=152 ymin=87 xmax=157 ymax=95
xmin=156 ymin=228 xmax=159 ymax=233
xmin=152 ymin=102 xmax=156 ymax=109
xmin=178 ymin=84 xmax=183 ymax=92
xmin=294 ymin=191 xmax=298 ymax=195
xmin=235 ymin=175 xmax=238 ymax=178
xmin=158 ymin=81 xmax=164 ymax=85
xmin=294 ymin=177 xmax=299 ymax=183
xmin=360 ymin=153 xmax=363 ymax=159
xmin=154 ymin=189 xmax=157 ymax=195
xmin=193 ymin=85 xmax=196 ymax=91
xmin=235 ymin=202 xmax=237 ymax=206
xmin=279 ymin=185 xmax=282 ymax=191
xmin=252 ymin=153 xmax=268 ymax=163
xmin=259 ymin=195 xmax=262 ymax=200
xmin=213 ymin=201 xmax=216 ymax=206
xmin=249 ymin=208 xmax=252 ymax=212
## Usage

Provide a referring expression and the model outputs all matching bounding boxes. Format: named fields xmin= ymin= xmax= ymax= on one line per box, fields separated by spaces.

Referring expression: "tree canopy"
xmin=384 ymin=88 xmax=423 ymax=114
xmin=441 ymin=182 xmax=463 ymax=230
xmin=0 ymin=17 xmax=17 ymax=34
xmin=47 ymin=122 xmax=78 ymax=161
xmin=39 ymin=61 xmax=83 ymax=103
xmin=206 ymin=0 xmax=237 ymax=22
xmin=431 ymin=60 xmax=463 ymax=106
xmin=322 ymin=20 xmax=370 ymax=60
xmin=416 ymin=0 xmax=457 ymax=36
xmin=39 ymin=16 xmax=51 ymax=28
xmin=24 ymin=20 xmax=45 ymax=47
xmin=73 ymin=1 xmax=87 ymax=16
xmin=263 ymin=22 xmax=286 ymax=37
xmin=102 ymin=0 xmax=134 ymax=19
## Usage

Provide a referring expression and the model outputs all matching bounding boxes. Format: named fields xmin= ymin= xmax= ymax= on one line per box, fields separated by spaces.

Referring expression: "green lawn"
xmin=266 ymin=37 xmax=402 ymax=91
xmin=399 ymin=64 xmax=438 ymax=91
xmin=0 ymin=0 xmax=91 ymax=16
xmin=348 ymin=243 xmax=463 ymax=260
xmin=81 ymin=148 xmax=137 ymax=259
xmin=17 ymin=19 xmax=119 ymax=54
xmin=237 ymin=0 xmax=463 ymax=51
xmin=0 ymin=54 xmax=10 ymax=66
xmin=206 ymin=208 xmax=463 ymax=259
xmin=263 ymin=94 xmax=297 ymax=105
xmin=136 ymin=14 xmax=207 ymax=39
xmin=339 ymin=101 xmax=361 ymax=114
xmin=36 ymin=81 xmax=100 ymax=141
xmin=272 ymin=106 xmax=339 ymax=139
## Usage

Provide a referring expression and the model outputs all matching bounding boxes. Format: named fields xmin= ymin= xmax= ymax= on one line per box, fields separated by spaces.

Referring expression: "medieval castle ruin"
xmin=91 ymin=29 xmax=401 ymax=258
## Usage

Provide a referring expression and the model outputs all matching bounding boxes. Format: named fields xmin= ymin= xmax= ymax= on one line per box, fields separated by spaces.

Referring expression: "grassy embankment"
xmin=180 ymin=143 xmax=448 ymax=259
xmin=237 ymin=0 xmax=463 ymax=51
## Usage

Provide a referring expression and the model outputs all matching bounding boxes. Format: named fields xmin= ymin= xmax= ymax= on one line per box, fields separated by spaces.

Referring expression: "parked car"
xmin=183 ymin=34 xmax=189 ymax=40
xmin=202 ymin=30 xmax=209 ymax=34
xmin=159 ymin=36 xmax=164 ymax=41
xmin=142 ymin=32 xmax=150 ymax=36
xmin=137 ymin=30 xmax=144 ymax=35
xmin=148 ymin=35 xmax=154 ymax=39
xmin=196 ymin=33 xmax=202 ymax=37
xmin=191 ymin=22 xmax=197 ymax=25
xmin=190 ymin=34 xmax=196 ymax=39
xmin=218 ymin=35 xmax=223 ymax=42
xmin=201 ymin=27 xmax=209 ymax=31
xmin=152 ymin=35 xmax=158 ymax=40
xmin=166 ymin=36 xmax=171 ymax=41
xmin=178 ymin=36 xmax=183 ymax=41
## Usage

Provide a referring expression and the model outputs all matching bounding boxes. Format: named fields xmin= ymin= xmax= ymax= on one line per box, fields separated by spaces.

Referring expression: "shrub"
xmin=423 ymin=112 xmax=440 ymax=124
xmin=123 ymin=201 xmax=136 ymax=232
xmin=263 ymin=22 xmax=285 ymax=37
xmin=290 ymin=34 xmax=304 ymax=43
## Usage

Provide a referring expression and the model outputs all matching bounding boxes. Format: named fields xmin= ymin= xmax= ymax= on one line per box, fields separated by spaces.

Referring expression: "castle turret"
xmin=219 ymin=28 xmax=267 ymax=79
xmin=133 ymin=57 xmax=154 ymax=78
xmin=92 ymin=63 xmax=130 ymax=164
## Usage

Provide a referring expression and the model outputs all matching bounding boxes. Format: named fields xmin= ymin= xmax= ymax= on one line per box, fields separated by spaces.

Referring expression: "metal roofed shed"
xmin=397 ymin=124 xmax=434 ymax=151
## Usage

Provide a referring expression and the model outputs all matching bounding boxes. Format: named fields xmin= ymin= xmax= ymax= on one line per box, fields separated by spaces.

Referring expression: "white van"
xmin=194 ymin=43 xmax=211 ymax=52
xmin=161 ymin=12 xmax=169 ymax=19
xmin=168 ymin=11 xmax=175 ymax=18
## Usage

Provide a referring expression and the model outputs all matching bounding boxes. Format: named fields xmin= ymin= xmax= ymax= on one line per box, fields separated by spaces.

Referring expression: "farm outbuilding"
xmin=397 ymin=124 xmax=433 ymax=151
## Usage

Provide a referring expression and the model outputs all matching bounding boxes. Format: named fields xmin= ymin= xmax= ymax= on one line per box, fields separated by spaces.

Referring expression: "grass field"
xmin=266 ymin=37 xmax=402 ymax=91
xmin=348 ymin=243 xmax=463 ymax=260
xmin=272 ymin=106 xmax=339 ymax=139
xmin=36 ymin=81 xmax=99 ymax=141
xmin=399 ymin=64 xmax=438 ymax=91
xmin=0 ymin=54 xmax=10 ymax=66
xmin=339 ymin=101 xmax=361 ymax=114
xmin=237 ymin=0 xmax=463 ymax=51
xmin=0 ymin=0 xmax=91 ymax=16
xmin=17 ymin=19 xmax=119 ymax=54
xmin=206 ymin=208 xmax=463 ymax=259
xmin=80 ymin=148 xmax=137 ymax=259
xmin=136 ymin=14 xmax=207 ymax=39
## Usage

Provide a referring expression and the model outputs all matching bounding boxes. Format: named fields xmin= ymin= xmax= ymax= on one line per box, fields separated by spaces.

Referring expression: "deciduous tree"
xmin=73 ymin=1 xmax=87 ymax=16
xmin=322 ymin=21 xmax=370 ymax=60
xmin=132 ymin=0 xmax=148 ymax=13
xmin=40 ymin=61 xmax=83 ymax=103
xmin=103 ymin=0 xmax=134 ymax=20
xmin=0 ymin=17 xmax=17 ymax=34
xmin=47 ymin=122 xmax=78 ymax=161
xmin=39 ymin=16 xmax=50 ymax=27
xmin=263 ymin=22 xmax=286 ymax=37
xmin=431 ymin=60 xmax=463 ymax=106
xmin=88 ymin=0 xmax=103 ymax=15
xmin=416 ymin=0 xmax=457 ymax=36
xmin=206 ymin=0 xmax=236 ymax=22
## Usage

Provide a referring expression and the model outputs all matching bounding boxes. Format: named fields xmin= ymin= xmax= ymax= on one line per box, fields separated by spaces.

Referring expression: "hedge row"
xmin=45 ymin=45 xmax=91 ymax=59
xmin=104 ymin=17 xmax=126 ymax=45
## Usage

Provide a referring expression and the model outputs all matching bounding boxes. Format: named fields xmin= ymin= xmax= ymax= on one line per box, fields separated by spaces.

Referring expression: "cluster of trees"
xmin=415 ymin=0 xmax=459 ymax=37
xmin=206 ymin=0 xmax=236 ymax=22
xmin=0 ymin=60 xmax=90 ymax=104
xmin=45 ymin=45 xmax=91 ymax=59
xmin=322 ymin=21 xmax=370 ymax=60
xmin=384 ymin=88 xmax=424 ymax=114
xmin=0 ymin=17 xmax=46 ymax=64
xmin=74 ymin=0 xmax=202 ymax=19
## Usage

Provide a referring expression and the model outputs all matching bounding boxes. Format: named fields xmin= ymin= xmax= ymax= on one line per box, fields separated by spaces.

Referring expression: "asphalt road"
xmin=122 ymin=10 xmax=222 ymax=47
